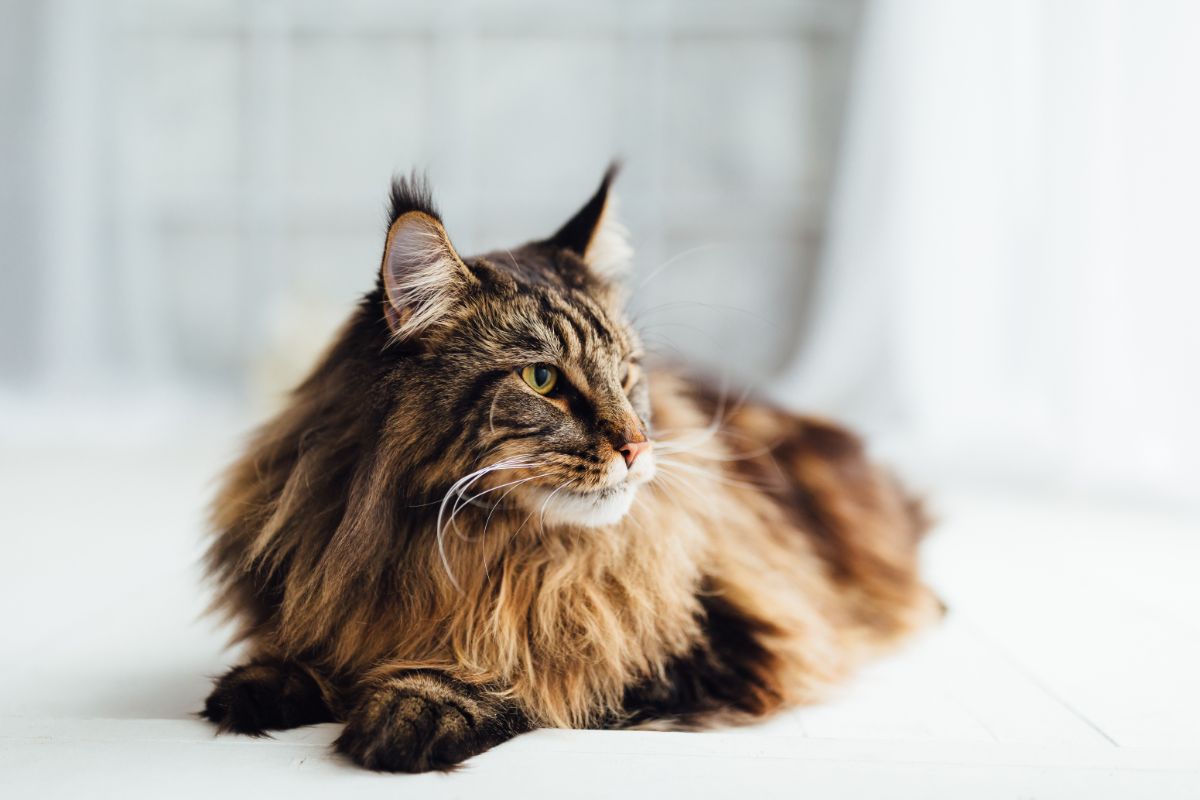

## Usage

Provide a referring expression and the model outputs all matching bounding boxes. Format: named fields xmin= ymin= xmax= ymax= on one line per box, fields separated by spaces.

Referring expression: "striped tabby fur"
xmin=201 ymin=166 xmax=940 ymax=772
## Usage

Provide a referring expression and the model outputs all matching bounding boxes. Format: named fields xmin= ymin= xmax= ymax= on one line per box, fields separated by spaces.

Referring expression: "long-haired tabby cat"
xmin=202 ymin=166 xmax=940 ymax=772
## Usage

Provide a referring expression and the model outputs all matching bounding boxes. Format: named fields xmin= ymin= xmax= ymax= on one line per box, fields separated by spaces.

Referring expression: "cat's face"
xmin=378 ymin=168 xmax=655 ymax=528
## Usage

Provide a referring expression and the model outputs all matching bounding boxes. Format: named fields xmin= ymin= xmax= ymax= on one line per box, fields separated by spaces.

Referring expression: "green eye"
xmin=521 ymin=364 xmax=559 ymax=395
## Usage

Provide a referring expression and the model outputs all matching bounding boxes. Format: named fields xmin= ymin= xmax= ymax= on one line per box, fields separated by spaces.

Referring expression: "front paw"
xmin=334 ymin=677 xmax=503 ymax=772
xmin=202 ymin=660 xmax=333 ymax=735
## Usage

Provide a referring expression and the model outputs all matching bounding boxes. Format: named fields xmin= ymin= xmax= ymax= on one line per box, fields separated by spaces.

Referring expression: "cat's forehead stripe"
xmin=537 ymin=291 xmax=591 ymax=354
xmin=567 ymin=291 xmax=617 ymax=347
xmin=527 ymin=286 xmax=626 ymax=362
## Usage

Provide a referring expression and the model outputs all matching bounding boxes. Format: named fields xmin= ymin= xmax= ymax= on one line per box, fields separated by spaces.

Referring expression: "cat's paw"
xmin=202 ymin=660 xmax=333 ymax=735
xmin=335 ymin=678 xmax=496 ymax=773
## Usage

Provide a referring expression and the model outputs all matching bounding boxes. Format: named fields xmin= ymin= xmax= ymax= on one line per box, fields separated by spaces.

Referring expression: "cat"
xmin=201 ymin=165 xmax=940 ymax=772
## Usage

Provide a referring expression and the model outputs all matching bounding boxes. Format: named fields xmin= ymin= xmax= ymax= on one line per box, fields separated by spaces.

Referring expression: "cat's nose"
xmin=617 ymin=440 xmax=651 ymax=468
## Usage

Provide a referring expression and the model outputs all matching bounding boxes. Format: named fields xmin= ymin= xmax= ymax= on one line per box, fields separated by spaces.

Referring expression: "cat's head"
xmin=370 ymin=166 xmax=653 ymax=528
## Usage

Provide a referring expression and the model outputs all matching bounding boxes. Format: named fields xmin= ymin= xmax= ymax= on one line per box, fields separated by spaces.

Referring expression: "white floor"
xmin=2 ymin=437 xmax=1198 ymax=799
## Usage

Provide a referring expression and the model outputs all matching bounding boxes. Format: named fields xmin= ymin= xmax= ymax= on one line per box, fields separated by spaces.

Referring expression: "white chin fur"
xmin=526 ymin=452 xmax=655 ymax=528
xmin=529 ymin=483 xmax=640 ymax=528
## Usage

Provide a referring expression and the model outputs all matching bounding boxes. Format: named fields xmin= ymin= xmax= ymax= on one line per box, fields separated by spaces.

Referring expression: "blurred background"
xmin=4 ymin=4 xmax=1200 ymax=790
xmin=2 ymin=0 xmax=1198 ymax=511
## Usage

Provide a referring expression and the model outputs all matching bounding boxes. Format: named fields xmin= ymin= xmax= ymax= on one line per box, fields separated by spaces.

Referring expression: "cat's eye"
xmin=521 ymin=364 xmax=559 ymax=395
xmin=622 ymin=362 xmax=639 ymax=393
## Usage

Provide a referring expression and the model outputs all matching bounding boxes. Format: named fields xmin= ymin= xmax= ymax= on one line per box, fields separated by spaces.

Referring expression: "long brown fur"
xmin=202 ymin=167 xmax=940 ymax=772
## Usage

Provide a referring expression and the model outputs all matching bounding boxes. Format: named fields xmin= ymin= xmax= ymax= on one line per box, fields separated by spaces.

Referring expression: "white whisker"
xmin=435 ymin=457 xmax=541 ymax=591
xmin=653 ymin=465 xmax=713 ymax=505
xmin=656 ymin=457 xmax=781 ymax=492
xmin=634 ymin=244 xmax=719 ymax=292
xmin=537 ymin=479 xmax=574 ymax=530
xmin=488 ymin=390 xmax=503 ymax=433
xmin=449 ymin=470 xmax=552 ymax=542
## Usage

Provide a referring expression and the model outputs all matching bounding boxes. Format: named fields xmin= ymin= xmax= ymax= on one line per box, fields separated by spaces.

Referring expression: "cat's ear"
xmin=379 ymin=181 xmax=474 ymax=338
xmin=547 ymin=164 xmax=632 ymax=282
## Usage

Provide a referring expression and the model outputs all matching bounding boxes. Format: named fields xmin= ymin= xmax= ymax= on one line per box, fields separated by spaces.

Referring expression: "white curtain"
xmin=775 ymin=0 xmax=1200 ymax=507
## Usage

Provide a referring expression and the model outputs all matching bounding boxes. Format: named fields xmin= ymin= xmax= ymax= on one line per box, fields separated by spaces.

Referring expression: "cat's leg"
xmin=202 ymin=658 xmax=337 ymax=735
xmin=335 ymin=670 xmax=529 ymax=773
xmin=618 ymin=592 xmax=784 ymax=728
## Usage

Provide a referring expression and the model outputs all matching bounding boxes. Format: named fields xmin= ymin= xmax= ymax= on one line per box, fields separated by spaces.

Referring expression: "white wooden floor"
xmin=2 ymin=438 xmax=1198 ymax=799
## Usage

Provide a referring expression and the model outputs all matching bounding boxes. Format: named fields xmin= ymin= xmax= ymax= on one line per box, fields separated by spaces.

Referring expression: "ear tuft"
xmin=548 ymin=163 xmax=633 ymax=282
xmin=381 ymin=210 xmax=471 ymax=339
xmin=386 ymin=172 xmax=440 ymax=230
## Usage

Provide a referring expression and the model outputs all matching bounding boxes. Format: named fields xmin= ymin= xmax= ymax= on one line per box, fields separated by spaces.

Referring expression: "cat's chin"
xmin=523 ymin=483 xmax=640 ymax=528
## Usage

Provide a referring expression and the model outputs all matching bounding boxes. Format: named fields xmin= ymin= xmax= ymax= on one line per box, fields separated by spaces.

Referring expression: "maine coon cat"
xmin=202 ymin=166 xmax=940 ymax=772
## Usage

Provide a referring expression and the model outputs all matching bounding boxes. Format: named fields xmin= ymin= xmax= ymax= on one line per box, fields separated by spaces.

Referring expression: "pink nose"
xmin=618 ymin=440 xmax=651 ymax=468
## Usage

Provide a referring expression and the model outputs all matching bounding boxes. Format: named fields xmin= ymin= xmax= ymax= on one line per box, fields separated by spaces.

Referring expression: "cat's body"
xmin=203 ymin=168 xmax=939 ymax=772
